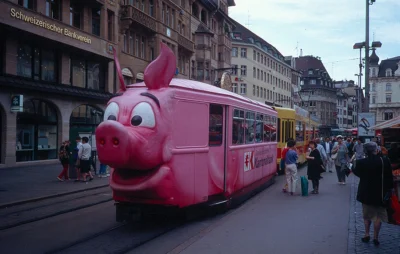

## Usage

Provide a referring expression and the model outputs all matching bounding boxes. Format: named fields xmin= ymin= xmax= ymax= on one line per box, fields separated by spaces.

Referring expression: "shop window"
xmin=17 ymin=44 xmax=56 ymax=82
xmin=70 ymin=4 xmax=82 ymax=29
xmin=92 ymin=8 xmax=101 ymax=36
xmin=71 ymin=57 xmax=105 ymax=91
xmin=19 ymin=0 xmax=36 ymax=10
xmin=45 ymin=0 xmax=61 ymax=20
xmin=16 ymin=99 xmax=58 ymax=162
xmin=232 ymin=109 xmax=245 ymax=145
xmin=209 ymin=105 xmax=223 ymax=146
xmin=70 ymin=104 xmax=103 ymax=125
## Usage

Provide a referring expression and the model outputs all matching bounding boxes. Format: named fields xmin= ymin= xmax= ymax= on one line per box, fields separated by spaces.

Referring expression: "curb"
xmin=0 ymin=184 xmax=110 ymax=209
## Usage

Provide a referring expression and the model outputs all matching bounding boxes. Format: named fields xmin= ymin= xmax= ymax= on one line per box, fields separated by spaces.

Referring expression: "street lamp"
xmin=352 ymin=40 xmax=381 ymax=112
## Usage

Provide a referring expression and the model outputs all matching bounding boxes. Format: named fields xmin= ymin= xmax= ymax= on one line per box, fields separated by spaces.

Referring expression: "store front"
xmin=16 ymin=99 xmax=59 ymax=162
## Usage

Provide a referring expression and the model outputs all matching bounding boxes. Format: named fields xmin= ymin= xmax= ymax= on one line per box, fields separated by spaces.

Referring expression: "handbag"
xmin=331 ymin=153 xmax=338 ymax=160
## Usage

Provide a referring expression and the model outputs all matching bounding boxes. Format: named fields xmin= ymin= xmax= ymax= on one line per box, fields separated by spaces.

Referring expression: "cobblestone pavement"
xmin=348 ymin=176 xmax=400 ymax=254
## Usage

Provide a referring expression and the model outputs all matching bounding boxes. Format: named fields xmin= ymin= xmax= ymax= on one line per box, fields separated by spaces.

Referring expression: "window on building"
xmin=231 ymin=65 xmax=238 ymax=75
xmin=17 ymin=44 xmax=57 ymax=82
xmin=310 ymin=79 xmax=316 ymax=85
xmin=140 ymin=0 xmax=145 ymax=11
xmin=19 ymin=0 xmax=36 ymax=10
xmin=308 ymin=70 xmax=313 ymax=75
xmin=71 ymin=57 xmax=105 ymax=91
xmin=240 ymin=65 xmax=247 ymax=76
xmin=257 ymin=69 xmax=260 ymax=79
xmin=240 ymin=83 xmax=247 ymax=94
xmin=384 ymin=112 xmax=393 ymax=120
xmin=92 ymin=8 xmax=101 ymax=36
xmin=257 ymin=86 xmax=260 ymax=97
xmin=253 ymin=85 xmax=256 ymax=96
xmin=372 ymin=83 xmax=376 ymax=92
xmin=171 ymin=10 xmax=175 ymax=29
xmin=45 ymin=0 xmax=60 ymax=20
xmin=107 ymin=10 xmax=114 ymax=41
xmin=371 ymin=96 xmax=376 ymax=104
xmin=386 ymin=83 xmax=392 ymax=91
xmin=232 ymin=83 xmax=238 ymax=93
xmin=140 ymin=36 xmax=146 ymax=59
xmin=70 ymin=4 xmax=82 ymax=28
xmin=240 ymin=48 xmax=247 ymax=58
xmin=232 ymin=47 xmax=238 ymax=57
xmin=149 ymin=0 xmax=154 ymax=17
xmin=386 ymin=68 xmax=392 ymax=77
xmin=386 ymin=94 xmax=391 ymax=103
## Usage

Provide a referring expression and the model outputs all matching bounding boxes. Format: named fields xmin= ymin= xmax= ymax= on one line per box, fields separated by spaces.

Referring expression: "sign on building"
xmin=358 ymin=113 xmax=375 ymax=137
xmin=11 ymin=94 xmax=23 ymax=112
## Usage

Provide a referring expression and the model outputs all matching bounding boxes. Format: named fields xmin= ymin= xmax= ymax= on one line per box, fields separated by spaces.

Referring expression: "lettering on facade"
xmin=10 ymin=8 xmax=92 ymax=44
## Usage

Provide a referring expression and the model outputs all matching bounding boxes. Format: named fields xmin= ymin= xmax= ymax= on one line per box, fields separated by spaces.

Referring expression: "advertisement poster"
xmin=358 ymin=113 xmax=376 ymax=137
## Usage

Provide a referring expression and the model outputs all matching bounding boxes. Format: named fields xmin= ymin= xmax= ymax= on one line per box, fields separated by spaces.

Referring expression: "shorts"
xmin=80 ymin=160 xmax=90 ymax=173
xmin=362 ymin=204 xmax=388 ymax=223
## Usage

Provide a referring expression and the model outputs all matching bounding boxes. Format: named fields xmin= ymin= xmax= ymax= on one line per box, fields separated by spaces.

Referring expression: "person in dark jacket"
xmin=353 ymin=142 xmax=394 ymax=246
xmin=57 ymin=140 xmax=70 ymax=181
xmin=306 ymin=141 xmax=324 ymax=194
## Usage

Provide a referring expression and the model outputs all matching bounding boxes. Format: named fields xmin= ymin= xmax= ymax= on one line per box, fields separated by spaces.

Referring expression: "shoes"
xmin=373 ymin=239 xmax=380 ymax=246
xmin=57 ymin=177 xmax=64 ymax=182
xmin=361 ymin=236 xmax=370 ymax=243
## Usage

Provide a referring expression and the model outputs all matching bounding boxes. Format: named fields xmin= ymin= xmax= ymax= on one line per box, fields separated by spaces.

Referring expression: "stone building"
xmin=295 ymin=55 xmax=337 ymax=136
xmin=229 ymin=20 xmax=292 ymax=107
xmin=334 ymin=80 xmax=358 ymax=129
xmin=285 ymin=56 xmax=302 ymax=107
xmin=190 ymin=0 xmax=236 ymax=84
xmin=0 ymin=0 xmax=118 ymax=167
xmin=369 ymin=50 xmax=400 ymax=125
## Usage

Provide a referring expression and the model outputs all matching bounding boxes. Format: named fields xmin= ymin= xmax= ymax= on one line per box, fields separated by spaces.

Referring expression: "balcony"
xmin=120 ymin=5 xmax=157 ymax=33
xmin=218 ymin=34 xmax=231 ymax=48
xmin=178 ymin=34 xmax=194 ymax=52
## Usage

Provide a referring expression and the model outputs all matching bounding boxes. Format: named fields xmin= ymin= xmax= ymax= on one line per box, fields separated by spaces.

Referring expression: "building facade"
xmin=0 ymin=0 xmax=120 ymax=167
xmin=229 ymin=20 xmax=292 ymax=108
xmin=369 ymin=51 xmax=400 ymax=125
xmin=285 ymin=56 xmax=301 ymax=107
xmin=295 ymin=55 xmax=337 ymax=136
xmin=334 ymin=81 xmax=358 ymax=129
xmin=191 ymin=0 xmax=235 ymax=85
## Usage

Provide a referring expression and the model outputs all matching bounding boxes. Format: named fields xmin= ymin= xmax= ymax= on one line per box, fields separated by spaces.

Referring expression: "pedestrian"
xmin=353 ymin=138 xmax=364 ymax=160
xmin=353 ymin=142 xmax=394 ymax=246
xmin=285 ymin=140 xmax=298 ymax=196
xmin=57 ymin=140 xmax=70 ymax=181
xmin=322 ymin=137 xmax=334 ymax=173
xmin=98 ymin=163 xmax=109 ymax=177
xmin=281 ymin=138 xmax=294 ymax=193
xmin=78 ymin=137 xmax=94 ymax=182
xmin=331 ymin=135 xmax=349 ymax=185
xmin=306 ymin=141 xmax=324 ymax=194
xmin=348 ymin=138 xmax=356 ymax=158
xmin=315 ymin=139 xmax=327 ymax=178
xmin=74 ymin=136 xmax=83 ymax=182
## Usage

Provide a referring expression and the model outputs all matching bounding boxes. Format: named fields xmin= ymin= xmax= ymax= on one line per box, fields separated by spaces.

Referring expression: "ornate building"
xmin=191 ymin=0 xmax=236 ymax=84
xmin=229 ymin=20 xmax=293 ymax=107
xmin=369 ymin=50 xmax=400 ymax=125
xmin=295 ymin=55 xmax=337 ymax=136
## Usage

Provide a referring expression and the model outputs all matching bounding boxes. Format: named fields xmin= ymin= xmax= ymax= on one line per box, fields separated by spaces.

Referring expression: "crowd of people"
xmin=281 ymin=135 xmax=395 ymax=246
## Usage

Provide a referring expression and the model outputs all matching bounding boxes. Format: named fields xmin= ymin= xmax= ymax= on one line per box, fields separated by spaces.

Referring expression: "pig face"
xmin=95 ymin=43 xmax=176 ymax=188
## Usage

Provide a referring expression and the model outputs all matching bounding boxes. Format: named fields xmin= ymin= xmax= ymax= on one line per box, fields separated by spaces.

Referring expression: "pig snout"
xmin=95 ymin=121 xmax=132 ymax=168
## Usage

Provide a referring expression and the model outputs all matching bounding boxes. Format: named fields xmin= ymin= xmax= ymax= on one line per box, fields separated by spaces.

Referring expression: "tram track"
xmin=0 ymin=186 xmax=112 ymax=230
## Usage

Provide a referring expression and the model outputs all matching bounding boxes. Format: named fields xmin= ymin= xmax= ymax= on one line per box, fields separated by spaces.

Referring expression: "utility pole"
xmin=364 ymin=0 xmax=370 ymax=112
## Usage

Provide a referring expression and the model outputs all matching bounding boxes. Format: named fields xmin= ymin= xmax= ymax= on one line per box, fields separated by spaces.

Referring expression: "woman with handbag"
xmin=306 ymin=141 xmax=324 ymax=194
xmin=353 ymin=142 xmax=394 ymax=246
xmin=331 ymin=135 xmax=349 ymax=185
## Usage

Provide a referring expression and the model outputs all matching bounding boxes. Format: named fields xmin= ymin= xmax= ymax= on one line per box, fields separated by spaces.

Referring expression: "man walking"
xmin=353 ymin=138 xmax=364 ymax=160
xmin=322 ymin=137 xmax=333 ymax=173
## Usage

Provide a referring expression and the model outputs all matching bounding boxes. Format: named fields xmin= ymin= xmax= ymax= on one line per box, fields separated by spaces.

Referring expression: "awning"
xmin=370 ymin=116 xmax=400 ymax=130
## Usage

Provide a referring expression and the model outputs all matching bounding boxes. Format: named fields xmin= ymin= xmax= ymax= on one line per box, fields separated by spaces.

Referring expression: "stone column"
xmin=100 ymin=5 xmax=107 ymax=39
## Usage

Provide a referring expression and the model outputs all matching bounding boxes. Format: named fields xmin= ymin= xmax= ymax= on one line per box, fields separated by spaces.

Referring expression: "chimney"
xmin=300 ymin=49 xmax=303 ymax=57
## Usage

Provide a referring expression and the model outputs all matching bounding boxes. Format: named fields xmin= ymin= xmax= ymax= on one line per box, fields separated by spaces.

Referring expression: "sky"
xmin=229 ymin=0 xmax=400 ymax=87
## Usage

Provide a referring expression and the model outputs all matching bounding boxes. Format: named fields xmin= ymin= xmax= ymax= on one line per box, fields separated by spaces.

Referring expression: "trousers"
xmin=285 ymin=163 xmax=298 ymax=193
xmin=335 ymin=165 xmax=346 ymax=183
xmin=312 ymin=179 xmax=319 ymax=190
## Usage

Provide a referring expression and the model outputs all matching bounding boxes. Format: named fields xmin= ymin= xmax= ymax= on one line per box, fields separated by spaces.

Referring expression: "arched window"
xmin=386 ymin=68 xmax=392 ymax=77
xmin=16 ymin=99 xmax=58 ymax=162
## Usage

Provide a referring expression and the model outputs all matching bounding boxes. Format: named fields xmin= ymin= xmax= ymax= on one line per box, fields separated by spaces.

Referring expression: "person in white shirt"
xmin=322 ymin=137 xmax=333 ymax=173
xmin=78 ymin=137 xmax=94 ymax=182
xmin=74 ymin=136 xmax=83 ymax=181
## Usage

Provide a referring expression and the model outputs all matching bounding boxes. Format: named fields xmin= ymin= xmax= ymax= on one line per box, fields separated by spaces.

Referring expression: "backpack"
xmin=59 ymin=146 xmax=69 ymax=161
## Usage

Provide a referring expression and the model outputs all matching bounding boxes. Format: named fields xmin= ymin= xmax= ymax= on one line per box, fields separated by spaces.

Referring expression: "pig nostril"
xmin=100 ymin=138 xmax=105 ymax=145
xmin=112 ymin=137 xmax=119 ymax=146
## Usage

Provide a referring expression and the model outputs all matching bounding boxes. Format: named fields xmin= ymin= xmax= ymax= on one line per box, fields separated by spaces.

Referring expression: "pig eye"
xmin=104 ymin=102 xmax=119 ymax=122
xmin=131 ymin=102 xmax=155 ymax=128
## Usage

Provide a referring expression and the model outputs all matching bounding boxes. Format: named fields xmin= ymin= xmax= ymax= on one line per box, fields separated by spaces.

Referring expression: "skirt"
xmin=362 ymin=204 xmax=388 ymax=223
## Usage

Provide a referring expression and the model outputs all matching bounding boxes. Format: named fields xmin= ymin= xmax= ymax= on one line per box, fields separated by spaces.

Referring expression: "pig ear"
xmin=144 ymin=42 xmax=176 ymax=90
xmin=113 ymin=46 xmax=126 ymax=92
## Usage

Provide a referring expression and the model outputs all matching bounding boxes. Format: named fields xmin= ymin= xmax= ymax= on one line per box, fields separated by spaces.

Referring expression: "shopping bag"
xmin=300 ymin=176 xmax=308 ymax=196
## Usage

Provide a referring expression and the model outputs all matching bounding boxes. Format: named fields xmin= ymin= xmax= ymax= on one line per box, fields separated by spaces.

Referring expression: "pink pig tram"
xmin=95 ymin=43 xmax=278 ymax=222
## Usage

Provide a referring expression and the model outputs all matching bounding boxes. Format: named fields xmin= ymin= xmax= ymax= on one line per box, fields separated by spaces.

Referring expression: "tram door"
xmin=208 ymin=104 xmax=228 ymax=193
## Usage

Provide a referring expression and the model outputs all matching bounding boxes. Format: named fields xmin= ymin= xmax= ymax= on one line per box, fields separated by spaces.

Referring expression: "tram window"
xmin=209 ymin=104 xmax=223 ymax=146
xmin=284 ymin=121 xmax=290 ymax=143
xmin=263 ymin=114 xmax=271 ymax=142
xmin=245 ymin=111 xmax=255 ymax=144
xmin=255 ymin=114 xmax=263 ymax=143
xmin=232 ymin=109 xmax=245 ymax=145
xmin=276 ymin=118 xmax=280 ymax=142
xmin=295 ymin=121 xmax=304 ymax=142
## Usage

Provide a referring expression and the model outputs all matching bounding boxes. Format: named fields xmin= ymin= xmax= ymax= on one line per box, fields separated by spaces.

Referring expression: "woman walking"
xmin=306 ymin=141 xmax=324 ymax=194
xmin=331 ymin=135 xmax=349 ymax=185
xmin=353 ymin=142 xmax=394 ymax=246
xmin=57 ymin=141 xmax=70 ymax=181
xmin=285 ymin=140 xmax=298 ymax=196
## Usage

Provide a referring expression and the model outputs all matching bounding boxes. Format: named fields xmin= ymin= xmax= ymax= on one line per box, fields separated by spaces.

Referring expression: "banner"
xmin=358 ymin=113 xmax=375 ymax=137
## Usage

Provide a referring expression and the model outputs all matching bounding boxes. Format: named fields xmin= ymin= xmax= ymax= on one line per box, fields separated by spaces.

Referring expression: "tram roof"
xmin=127 ymin=78 xmax=275 ymax=111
